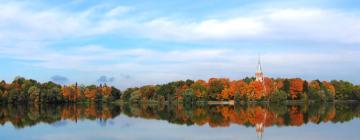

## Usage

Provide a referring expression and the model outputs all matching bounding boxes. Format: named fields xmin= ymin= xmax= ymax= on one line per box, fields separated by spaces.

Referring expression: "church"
xmin=255 ymin=56 xmax=264 ymax=82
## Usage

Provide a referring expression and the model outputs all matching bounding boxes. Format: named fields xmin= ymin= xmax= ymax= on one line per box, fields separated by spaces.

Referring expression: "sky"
xmin=0 ymin=0 xmax=359 ymax=89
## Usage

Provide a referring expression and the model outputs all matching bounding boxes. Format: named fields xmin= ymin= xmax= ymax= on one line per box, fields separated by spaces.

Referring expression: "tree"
xmin=269 ymin=90 xmax=287 ymax=102
xmin=352 ymin=86 xmax=360 ymax=100
xmin=322 ymin=81 xmax=335 ymax=101
xmin=48 ymin=86 xmax=62 ymax=103
xmin=100 ymin=84 xmax=112 ymax=101
xmin=129 ymin=90 xmax=141 ymax=103
xmin=110 ymin=86 xmax=121 ymax=101
xmin=182 ymin=89 xmax=196 ymax=103
xmin=175 ymin=85 xmax=188 ymax=100
xmin=264 ymin=77 xmax=274 ymax=96
xmin=248 ymin=81 xmax=264 ymax=100
xmin=308 ymin=80 xmax=321 ymax=100
xmin=331 ymin=80 xmax=354 ymax=100
xmin=28 ymin=86 xmax=40 ymax=103
xmin=191 ymin=80 xmax=208 ymax=99
xmin=157 ymin=84 xmax=175 ymax=101
xmin=282 ymin=79 xmax=290 ymax=93
xmin=208 ymin=78 xmax=228 ymax=100
xmin=122 ymin=88 xmax=138 ymax=101
xmin=243 ymin=77 xmax=255 ymax=84
xmin=227 ymin=80 xmax=249 ymax=100
xmin=61 ymin=86 xmax=73 ymax=102
xmin=84 ymin=86 xmax=97 ymax=101
xmin=220 ymin=88 xmax=231 ymax=100
xmin=303 ymin=81 xmax=309 ymax=94
xmin=312 ymin=91 xmax=328 ymax=102
xmin=289 ymin=78 xmax=303 ymax=100
xmin=140 ymin=85 xmax=157 ymax=101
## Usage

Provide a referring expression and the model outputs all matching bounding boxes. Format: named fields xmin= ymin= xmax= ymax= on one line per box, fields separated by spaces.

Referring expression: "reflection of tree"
xmin=0 ymin=103 xmax=359 ymax=129
xmin=0 ymin=103 xmax=121 ymax=129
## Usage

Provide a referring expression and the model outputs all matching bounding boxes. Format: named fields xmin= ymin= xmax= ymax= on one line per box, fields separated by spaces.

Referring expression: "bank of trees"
xmin=0 ymin=77 xmax=121 ymax=103
xmin=0 ymin=76 xmax=359 ymax=104
xmin=122 ymin=77 xmax=360 ymax=103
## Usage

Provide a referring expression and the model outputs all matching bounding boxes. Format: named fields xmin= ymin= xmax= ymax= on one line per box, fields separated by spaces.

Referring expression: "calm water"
xmin=0 ymin=103 xmax=359 ymax=140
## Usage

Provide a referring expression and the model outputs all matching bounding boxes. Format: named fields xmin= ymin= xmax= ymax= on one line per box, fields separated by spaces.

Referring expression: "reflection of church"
xmin=255 ymin=111 xmax=267 ymax=140
xmin=255 ymin=56 xmax=266 ymax=140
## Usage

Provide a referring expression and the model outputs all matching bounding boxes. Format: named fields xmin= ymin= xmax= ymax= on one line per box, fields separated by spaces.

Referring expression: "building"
xmin=255 ymin=56 xmax=264 ymax=82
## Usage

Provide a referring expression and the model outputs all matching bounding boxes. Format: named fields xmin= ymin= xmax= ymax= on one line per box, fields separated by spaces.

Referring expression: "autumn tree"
xmin=322 ymin=81 xmax=336 ymax=100
xmin=208 ymin=78 xmax=229 ymax=100
xmin=84 ymin=85 xmax=97 ymax=101
xmin=248 ymin=81 xmax=264 ymax=100
xmin=289 ymin=78 xmax=303 ymax=100
xmin=191 ymin=80 xmax=208 ymax=100
xmin=28 ymin=86 xmax=40 ymax=103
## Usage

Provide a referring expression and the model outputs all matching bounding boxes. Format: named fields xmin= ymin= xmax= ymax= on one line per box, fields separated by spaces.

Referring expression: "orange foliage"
xmin=309 ymin=81 xmax=321 ymax=90
xmin=175 ymin=85 xmax=188 ymax=100
xmin=323 ymin=81 xmax=336 ymax=96
xmin=192 ymin=80 xmax=208 ymax=98
xmin=276 ymin=79 xmax=284 ymax=90
xmin=264 ymin=77 xmax=274 ymax=96
xmin=289 ymin=106 xmax=304 ymax=126
xmin=84 ymin=88 xmax=97 ymax=100
xmin=61 ymin=86 xmax=73 ymax=100
xmin=231 ymin=80 xmax=249 ymax=95
xmin=248 ymin=81 xmax=264 ymax=100
xmin=290 ymin=78 xmax=304 ymax=99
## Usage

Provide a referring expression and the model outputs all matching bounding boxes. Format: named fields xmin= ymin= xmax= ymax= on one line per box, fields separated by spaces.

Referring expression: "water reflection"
xmin=1 ymin=103 xmax=359 ymax=130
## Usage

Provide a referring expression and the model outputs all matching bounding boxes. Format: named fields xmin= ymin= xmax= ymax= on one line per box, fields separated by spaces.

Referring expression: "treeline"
xmin=0 ymin=77 xmax=121 ymax=103
xmin=0 ymin=76 xmax=359 ymax=104
xmin=122 ymin=77 xmax=360 ymax=103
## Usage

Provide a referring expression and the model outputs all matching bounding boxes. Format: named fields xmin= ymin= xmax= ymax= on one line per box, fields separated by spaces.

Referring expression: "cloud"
xmin=0 ymin=2 xmax=360 ymax=44
xmin=0 ymin=2 xmax=130 ymax=42
xmin=127 ymin=8 xmax=360 ymax=44
xmin=97 ymin=76 xmax=115 ymax=83
xmin=51 ymin=75 xmax=69 ymax=85
xmin=104 ymin=6 xmax=133 ymax=18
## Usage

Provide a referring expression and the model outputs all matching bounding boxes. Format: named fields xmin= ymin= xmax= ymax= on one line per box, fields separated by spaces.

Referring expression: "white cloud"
xmin=0 ymin=2 xmax=360 ymax=44
xmin=105 ymin=6 xmax=133 ymax=18
xmin=128 ymin=8 xmax=360 ymax=43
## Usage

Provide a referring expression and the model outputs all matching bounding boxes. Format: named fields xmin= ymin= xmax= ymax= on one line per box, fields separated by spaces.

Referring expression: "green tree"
xmin=122 ymin=88 xmax=138 ymax=101
xmin=303 ymin=81 xmax=309 ymax=94
xmin=283 ymin=79 xmax=290 ymax=93
xmin=157 ymin=84 xmax=175 ymax=101
xmin=28 ymin=86 xmax=40 ymax=103
xmin=110 ymin=86 xmax=121 ymax=101
xmin=129 ymin=90 xmax=141 ymax=103
xmin=243 ymin=77 xmax=255 ymax=84
xmin=208 ymin=80 xmax=225 ymax=100
xmin=182 ymin=89 xmax=196 ymax=103
xmin=353 ymin=86 xmax=360 ymax=100
xmin=140 ymin=86 xmax=157 ymax=101
xmin=331 ymin=80 xmax=354 ymax=100
xmin=269 ymin=90 xmax=288 ymax=102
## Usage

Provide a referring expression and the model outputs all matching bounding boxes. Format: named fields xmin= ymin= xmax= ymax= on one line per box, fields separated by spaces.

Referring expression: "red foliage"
xmin=289 ymin=78 xmax=304 ymax=99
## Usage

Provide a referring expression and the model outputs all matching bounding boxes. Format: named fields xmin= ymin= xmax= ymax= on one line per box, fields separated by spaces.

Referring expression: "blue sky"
xmin=0 ymin=0 xmax=359 ymax=89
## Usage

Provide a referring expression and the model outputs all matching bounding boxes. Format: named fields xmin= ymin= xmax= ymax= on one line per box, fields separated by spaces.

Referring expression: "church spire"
xmin=255 ymin=55 xmax=264 ymax=82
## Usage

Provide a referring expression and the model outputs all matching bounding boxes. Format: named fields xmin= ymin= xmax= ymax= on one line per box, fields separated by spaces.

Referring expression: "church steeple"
xmin=255 ymin=56 xmax=264 ymax=82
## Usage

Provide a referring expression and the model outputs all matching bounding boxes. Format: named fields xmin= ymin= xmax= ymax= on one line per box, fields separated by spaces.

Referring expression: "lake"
xmin=0 ymin=103 xmax=359 ymax=140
